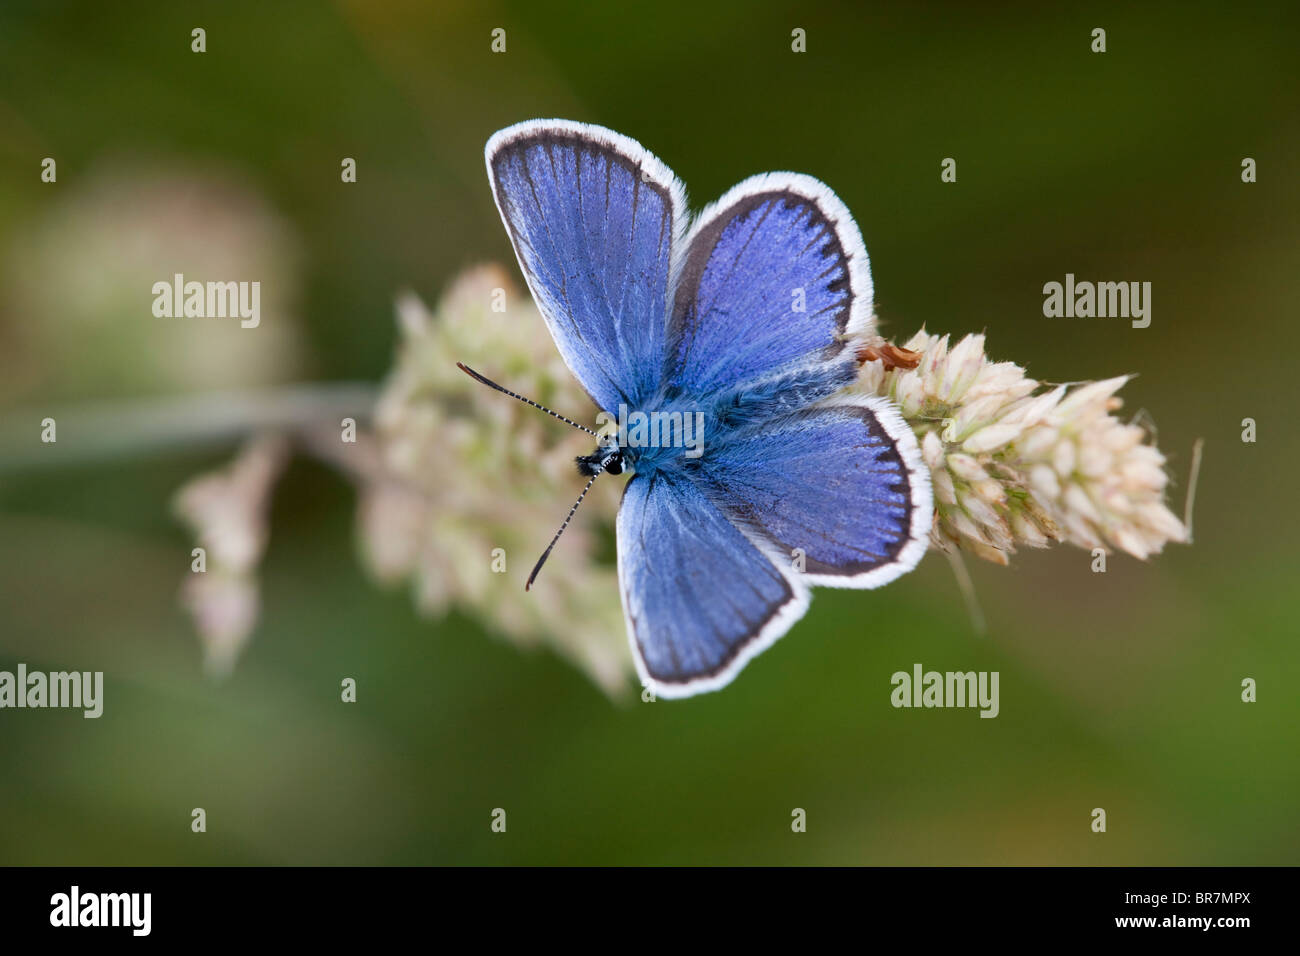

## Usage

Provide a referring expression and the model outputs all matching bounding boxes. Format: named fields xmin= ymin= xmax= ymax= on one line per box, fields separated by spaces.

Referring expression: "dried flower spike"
xmin=856 ymin=329 xmax=1188 ymax=564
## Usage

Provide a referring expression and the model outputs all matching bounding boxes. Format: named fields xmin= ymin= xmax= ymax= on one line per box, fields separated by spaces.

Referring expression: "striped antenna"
xmin=526 ymin=474 xmax=598 ymax=591
xmin=456 ymin=362 xmax=597 ymax=436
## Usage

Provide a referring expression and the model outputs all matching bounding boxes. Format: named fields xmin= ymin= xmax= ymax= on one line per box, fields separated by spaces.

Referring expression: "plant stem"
xmin=0 ymin=382 xmax=378 ymax=474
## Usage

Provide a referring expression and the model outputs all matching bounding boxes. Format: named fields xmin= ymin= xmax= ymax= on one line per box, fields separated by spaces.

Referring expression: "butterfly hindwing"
xmin=697 ymin=395 xmax=932 ymax=588
xmin=486 ymin=120 xmax=688 ymax=412
xmin=617 ymin=472 xmax=808 ymax=697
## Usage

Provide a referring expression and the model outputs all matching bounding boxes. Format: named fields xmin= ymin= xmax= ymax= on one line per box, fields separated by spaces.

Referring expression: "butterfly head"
xmin=576 ymin=440 xmax=627 ymax=477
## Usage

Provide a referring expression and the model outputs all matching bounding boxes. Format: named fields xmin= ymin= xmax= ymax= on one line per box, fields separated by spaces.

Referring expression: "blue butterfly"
xmin=467 ymin=119 xmax=932 ymax=698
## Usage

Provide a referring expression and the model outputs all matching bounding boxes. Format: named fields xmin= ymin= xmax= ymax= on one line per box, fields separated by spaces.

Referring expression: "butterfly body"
xmin=484 ymin=119 xmax=933 ymax=697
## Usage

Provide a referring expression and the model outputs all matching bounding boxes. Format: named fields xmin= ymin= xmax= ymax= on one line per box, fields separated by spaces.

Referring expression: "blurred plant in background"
xmin=2 ymin=161 xmax=305 ymax=404
xmin=348 ymin=267 xmax=629 ymax=694
xmin=174 ymin=266 xmax=630 ymax=695
xmin=174 ymin=434 xmax=289 ymax=676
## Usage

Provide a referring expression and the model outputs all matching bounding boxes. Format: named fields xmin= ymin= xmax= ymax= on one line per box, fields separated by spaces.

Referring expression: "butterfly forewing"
xmin=667 ymin=173 xmax=875 ymax=403
xmin=486 ymin=120 xmax=687 ymax=412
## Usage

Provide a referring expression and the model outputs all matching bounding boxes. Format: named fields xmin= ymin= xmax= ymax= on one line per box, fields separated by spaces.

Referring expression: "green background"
xmin=0 ymin=0 xmax=1296 ymax=864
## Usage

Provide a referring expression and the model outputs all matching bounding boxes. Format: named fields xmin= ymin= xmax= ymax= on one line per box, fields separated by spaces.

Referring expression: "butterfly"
xmin=465 ymin=119 xmax=932 ymax=699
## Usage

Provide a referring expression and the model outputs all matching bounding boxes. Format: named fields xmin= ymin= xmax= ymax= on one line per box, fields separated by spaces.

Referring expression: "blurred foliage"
xmin=0 ymin=0 xmax=1297 ymax=864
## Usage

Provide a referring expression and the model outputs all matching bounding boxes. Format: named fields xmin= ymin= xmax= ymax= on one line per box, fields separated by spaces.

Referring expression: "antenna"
xmin=457 ymin=361 xmax=610 ymax=591
xmin=456 ymin=362 xmax=597 ymax=436
xmin=526 ymin=474 xmax=598 ymax=591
